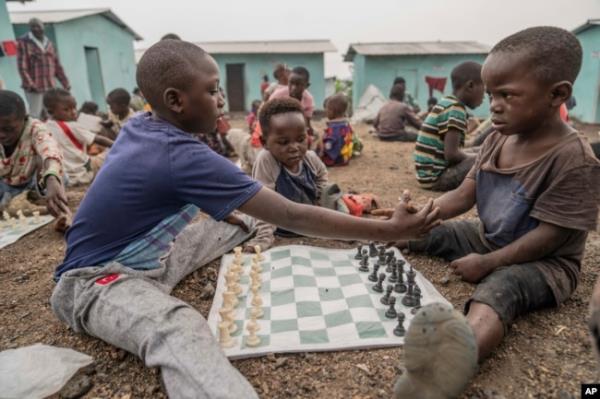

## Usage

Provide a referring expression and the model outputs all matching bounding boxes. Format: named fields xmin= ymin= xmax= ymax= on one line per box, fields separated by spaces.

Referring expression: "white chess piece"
xmin=219 ymin=321 xmax=236 ymax=348
xmin=250 ymin=304 xmax=264 ymax=319
xmin=16 ymin=210 xmax=26 ymax=223
xmin=253 ymin=245 xmax=265 ymax=261
xmin=251 ymin=293 xmax=263 ymax=308
xmin=32 ymin=211 xmax=40 ymax=224
xmin=219 ymin=307 xmax=237 ymax=334
xmin=222 ymin=291 xmax=239 ymax=308
xmin=245 ymin=319 xmax=261 ymax=347
xmin=2 ymin=211 xmax=10 ymax=221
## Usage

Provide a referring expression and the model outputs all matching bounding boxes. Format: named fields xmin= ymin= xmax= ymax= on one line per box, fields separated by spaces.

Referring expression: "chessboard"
xmin=207 ymin=244 xmax=450 ymax=359
xmin=0 ymin=211 xmax=54 ymax=250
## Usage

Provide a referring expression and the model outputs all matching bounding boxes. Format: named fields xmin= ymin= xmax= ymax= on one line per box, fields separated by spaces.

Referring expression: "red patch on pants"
xmin=95 ymin=273 xmax=121 ymax=286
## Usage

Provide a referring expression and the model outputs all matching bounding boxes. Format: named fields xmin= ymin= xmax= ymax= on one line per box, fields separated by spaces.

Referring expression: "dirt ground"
xmin=1 ymin=117 xmax=599 ymax=399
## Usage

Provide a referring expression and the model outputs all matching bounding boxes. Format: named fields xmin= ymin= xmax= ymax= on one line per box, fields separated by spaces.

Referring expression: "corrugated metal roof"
xmin=573 ymin=19 xmax=600 ymax=34
xmin=135 ymin=40 xmax=336 ymax=63
xmin=9 ymin=8 xmax=143 ymax=40
xmin=344 ymin=41 xmax=489 ymax=61
xmin=195 ymin=40 xmax=336 ymax=54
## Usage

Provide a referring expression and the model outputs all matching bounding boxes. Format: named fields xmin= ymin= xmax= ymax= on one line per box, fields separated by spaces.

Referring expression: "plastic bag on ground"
xmin=0 ymin=343 xmax=93 ymax=399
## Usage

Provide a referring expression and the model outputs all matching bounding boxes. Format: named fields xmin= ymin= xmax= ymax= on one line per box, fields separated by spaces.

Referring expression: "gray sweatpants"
xmin=50 ymin=215 xmax=259 ymax=399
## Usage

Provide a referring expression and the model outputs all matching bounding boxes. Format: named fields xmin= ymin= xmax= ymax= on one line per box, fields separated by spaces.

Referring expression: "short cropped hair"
xmin=106 ymin=88 xmax=131 ymax=105
xmin=427 ymin=97 xmax=438 ymax=106
xmin=0 ymin=90 xmax=26 ymax=118
xmin=291 ymin=66 xmax=310 ymax=83
xmin=161 ymin=33 xmax=181 ymax=41
xmin=393 ymin=77 xmax=406 ymax=85
xmin=451 ymin=61 xmax=483 ymax=90
xmin=389 ymin=84 xmax=405 ymax=101
xmin=43 ymin=88 xmax=72 ymax=110
xmin=259 ymin=98 xmax=304 ymax=137
xmin=136 ymin=40 xmax=209 ymax=110
xmin=79 ymin=101 xmax=99 ymax=115
xmin=326 ymin=93 xmax=349 ymax=117
xmin=489 ymin=26 xmax=582 ymax=83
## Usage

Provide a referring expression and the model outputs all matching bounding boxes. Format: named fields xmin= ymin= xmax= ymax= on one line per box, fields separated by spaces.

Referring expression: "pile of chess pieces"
xmin=218 ymin=245 xmax=265 ymax=349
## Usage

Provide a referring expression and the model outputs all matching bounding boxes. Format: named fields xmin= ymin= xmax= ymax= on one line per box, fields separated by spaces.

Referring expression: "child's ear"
xmin=550 ymin=81 xmax=572 ymax=107
xmin=163 ymin=88 xmax=184 ymax=113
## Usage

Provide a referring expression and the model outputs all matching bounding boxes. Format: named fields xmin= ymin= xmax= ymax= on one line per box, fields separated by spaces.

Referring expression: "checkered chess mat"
xmin=0 ymin=215 xmax=54 ymax=250
xmin=207 ymin=245 xmax=450 ymax=359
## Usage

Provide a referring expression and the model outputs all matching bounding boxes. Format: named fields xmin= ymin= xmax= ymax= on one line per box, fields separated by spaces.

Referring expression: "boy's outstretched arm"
xmin=238 ymin=187 xmax=441 ymax=242
xmin=372 ymin=179 xmax=476 ymax=222
xmin=451 ymin=221 xmax=571 ymax=283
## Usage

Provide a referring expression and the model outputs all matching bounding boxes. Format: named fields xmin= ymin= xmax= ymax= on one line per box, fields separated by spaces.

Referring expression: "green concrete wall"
xmin=0 ymin=0 xmax=22 ymax=96
xmin=573 ymin=26 xmax=600 ymax=123
xmin=13 ymin=13 xmax=137 ymax=112
xmin=212 ymin=53 xmax=326 ymax=112
xmin=352 ymin=53 xmax=490 ymax=118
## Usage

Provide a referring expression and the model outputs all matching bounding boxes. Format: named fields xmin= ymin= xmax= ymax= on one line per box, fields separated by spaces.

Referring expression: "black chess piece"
xmin=354 ymin=244 xmax=363 ymax=260
xmin=385 ymin=296 xmax=397 ymax=318
xmin=410 ymin=293 xmax=423 ymax=315
xmin=385 ymin=254 xmax=395 ymax=273
xmin=393 ymin=312 xmax=406 ymax=337
xmin=372 ymin=273 xmax=385 ymax=293
xmin=394 ymin=263 xmax=407 ymax=293
xmin=407 ymin=263 xmax=416 ymax=281
xmin=368 ymin=263 xmax=380 ymax=282
xmin=377 ymin=251 xmax=386 ymax=266
xmin=359 ymin=255 xmax=370 ymax=272
xmin=369 ymin=242 xmax=377 ymax=257
xmin=381 ymin=285 xmax=393 ymax=305
xmin=414 ymin=284 xmax=421 ymax=296
xmin=389 ymin=264 xmax=399 ymax=283
xmin=402 ymin=283 xmax=417 ymax=307
xmin=397 ymin=259 xmax=406 ymax=274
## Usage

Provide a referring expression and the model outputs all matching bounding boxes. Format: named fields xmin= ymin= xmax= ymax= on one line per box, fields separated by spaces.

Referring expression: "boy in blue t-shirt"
xmin=50 ymin=40 xmax=440 ymax=398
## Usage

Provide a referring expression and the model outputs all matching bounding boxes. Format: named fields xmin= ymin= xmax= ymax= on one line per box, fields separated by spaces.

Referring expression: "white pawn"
xmin=250 ymin=304 xmax=264 ymax=319
xmin=254 ymin=245 xmax=265 ymax=262
xmin=32 ymin=211 xmax=40 ymax=224
xmin=222 ymin=290 xmax=239 ymax=308
xmin=219 ymin=307 xmax=237 ymax=334
xmin=251 ymin=293 xmax=263 ymax=308
xmin=246 ymin=319 xmax=261 ymax=347
xmin=219 ymin=321 xmax=236 ymax=348
xmin=16 ymin=210 xmax=26 ymax=224
xmin=2 ymin=211 xmax=10 ymax=221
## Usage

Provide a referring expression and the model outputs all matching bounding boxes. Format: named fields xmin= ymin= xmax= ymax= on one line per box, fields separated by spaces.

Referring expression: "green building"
xmin=572 ymin=19 xmax=600 ymax=123
xmin=0 ymin=0 xmax=25 ymax=96
xmin=345 ymin=41 xmax=490 ymax=117
xmin=137 ymin=40 xmax=336 ymax=112
xmin=8 ymin=7 xmax=141 ymax=111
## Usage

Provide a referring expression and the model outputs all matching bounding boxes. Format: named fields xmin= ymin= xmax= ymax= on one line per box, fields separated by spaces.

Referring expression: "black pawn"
xmin=397 ymin=259 xmax=406 ymax=274
xmin=354 ymin=245 xmax=363 ymax=260
xmin=380 ymin=285 xmax=393 ymax=305
xmin=388 ymin=264 xmax=399 ymax=283
xmin=368 ymin=263 xmax=380 ymax=282
xmin=358 ymin=255 xmax=369 ymax=272
xmin=394 ymin=264 xmax=407 ymax=293
xmin=372 ymin=273 xmax=385 ymax=293
xmin=369 ymin=242 xmax=377 ymax=258
xmin=385 ymin=255 xmax=395 ymax=273
xmin=377 ymin=251 xmax=386 ymax=266
xmin=385 ymin=296 xmax=397 ymax=318
xmin=414 ymin=284 xmax=421 ymax=296
xmin=407 ymin=264 xmax=416 ymax=280
xmin=393 ymin=312 xmax=406 ymax=337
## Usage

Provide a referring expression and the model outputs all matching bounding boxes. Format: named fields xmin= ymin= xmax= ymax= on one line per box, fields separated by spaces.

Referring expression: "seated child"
xmin=101 ymin=88 xmax=136 ymax=139
xmin=263 ymin=63 xmax=289 ymax=101
xmin=390 ymin=27 xmax=600 ymax=399
xmin=392 ymin=77 xmax=420 ymax=113
xmin=245 ymin=97 xmax=329 ymax=250
xmin=49 ymin=40 xmax=440 ymax=399
xmin=0 ymin=90 xmax=71 ymax=231
xmin=246 ymin=99 xmax=262 ymax=131
xmin=413 ymin=61 xmax=485 ymax=191
xmin=130 ymin=87 xmax=146 ymax=112
xmin=322 ymin=93 xmax=355 ymax=166
xmin=374 ymin=85 xmax=422 ymax=142
xmin=79 ymin=101 xmax=99 ymax=116
xmin=417 ymin=96 xmax=437 ymax=120
xmin=43 ymin=89 xmax=114 ymax=186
